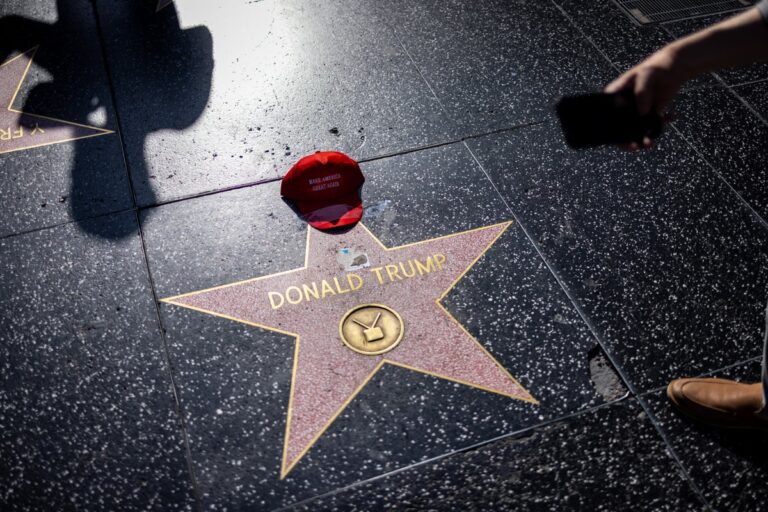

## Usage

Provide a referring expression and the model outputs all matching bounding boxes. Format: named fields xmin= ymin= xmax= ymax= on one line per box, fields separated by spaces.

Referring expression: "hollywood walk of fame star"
xmin=162 ymin=221 xmax=537 ymax=478
xmin=0 ymin=48 xmax=112 ymax=155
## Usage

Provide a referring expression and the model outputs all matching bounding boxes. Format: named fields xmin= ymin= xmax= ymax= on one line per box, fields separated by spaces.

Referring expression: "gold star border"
xmin=161 ymin=221 xmax=538 ymax=478
xmin=0 ymin=47 xmax=113 ymax=155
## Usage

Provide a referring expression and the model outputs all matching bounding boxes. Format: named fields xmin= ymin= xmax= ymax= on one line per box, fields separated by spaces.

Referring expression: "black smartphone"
xmin=555 ymin=91 xmax=663 ymax=149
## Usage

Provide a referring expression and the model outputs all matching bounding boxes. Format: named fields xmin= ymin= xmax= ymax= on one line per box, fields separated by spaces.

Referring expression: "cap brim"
xmin=297 ymin=191 xmax=363 ymax=230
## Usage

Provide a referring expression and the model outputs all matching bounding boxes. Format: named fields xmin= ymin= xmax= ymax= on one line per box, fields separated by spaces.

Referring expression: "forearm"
xmin=667 ymin=7 xmax=768 ymax=81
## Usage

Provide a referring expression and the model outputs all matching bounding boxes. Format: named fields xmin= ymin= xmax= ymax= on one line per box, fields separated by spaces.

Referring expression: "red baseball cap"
xmin=281 ymin=151 xmax=365 ymax=230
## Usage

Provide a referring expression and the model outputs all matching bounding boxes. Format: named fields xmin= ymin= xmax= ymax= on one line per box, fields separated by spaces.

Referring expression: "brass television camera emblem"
xmin=339 ymin=304 xmax=404 ymax=355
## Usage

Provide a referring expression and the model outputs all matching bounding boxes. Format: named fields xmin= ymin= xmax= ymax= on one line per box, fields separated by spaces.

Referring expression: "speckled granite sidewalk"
xmin=2 ymin=1 xmax=767 ymax=510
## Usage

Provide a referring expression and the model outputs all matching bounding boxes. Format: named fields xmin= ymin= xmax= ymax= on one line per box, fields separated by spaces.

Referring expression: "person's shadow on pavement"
xmin=0 ymin=0 xmax=212 ymax=239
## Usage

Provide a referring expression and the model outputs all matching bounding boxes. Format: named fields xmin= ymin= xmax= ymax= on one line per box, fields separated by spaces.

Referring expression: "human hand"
xmin=605 ymin=46 xmax=685 ymax=150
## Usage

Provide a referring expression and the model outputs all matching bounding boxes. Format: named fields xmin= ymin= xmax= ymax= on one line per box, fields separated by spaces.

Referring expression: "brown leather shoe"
xmin=667 ymin=378 xmax=768 ymax=430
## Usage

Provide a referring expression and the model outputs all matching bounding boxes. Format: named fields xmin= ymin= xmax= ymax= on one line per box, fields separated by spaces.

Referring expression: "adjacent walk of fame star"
xmin=162 ymin=221 xmax=537 ymax=478
xmin=0 ymin=48 xmax=112 ymax=155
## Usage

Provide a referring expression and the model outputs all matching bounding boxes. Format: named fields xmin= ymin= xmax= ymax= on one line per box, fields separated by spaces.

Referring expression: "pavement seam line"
xmin=725 ymin=80 xmax=768 ymax=127
xmin=550 ymin=0 xmax=622 ymax=74
xmin=89 ymin=0 xmax=203 ymax=508
xmin=634 ymin=396 xmax=715 ymax=512
xmin=667 ymin=119 xmax=768 ymax=234
xmin=276 ymin=395 xmax=634 ymax=511
xmin=89 ymin=0 xmax=140 ymax=214
xmin=130 ymin=208 xmax=204 ymax=510
xmin=0 ymin=124 xmax=547 ymax=243
xmin=463 ymin=138 xmax=714 ymax=509
xmin=639 ymin=355 xmax=764 ymax=397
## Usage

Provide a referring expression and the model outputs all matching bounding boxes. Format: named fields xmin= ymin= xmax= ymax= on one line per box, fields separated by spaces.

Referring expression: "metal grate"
xmin=613 ymin=0 xmax=756 ymax=24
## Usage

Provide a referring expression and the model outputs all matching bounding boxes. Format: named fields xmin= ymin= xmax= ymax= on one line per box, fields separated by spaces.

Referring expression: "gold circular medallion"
xmin=339 ymin=304 xmax=404 ymax=356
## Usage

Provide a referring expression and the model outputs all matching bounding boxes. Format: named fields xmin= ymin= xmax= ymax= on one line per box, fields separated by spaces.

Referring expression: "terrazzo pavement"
xmin=2 ymin=0 xmax=768 ymax=510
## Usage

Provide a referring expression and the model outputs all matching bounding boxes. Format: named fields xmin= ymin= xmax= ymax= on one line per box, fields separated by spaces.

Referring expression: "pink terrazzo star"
xmin=0 ymin=48 xmax=112 ymax=155
xmin=163 ymin=221 xmax=537 ymax=477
